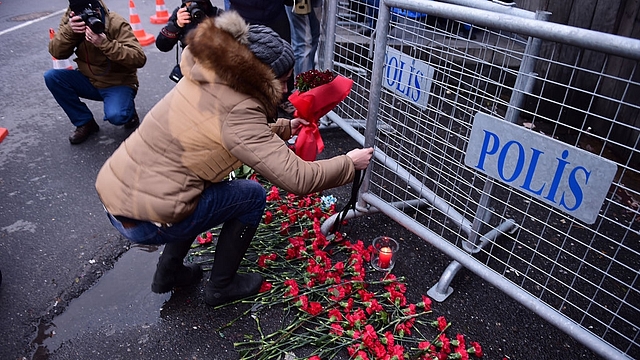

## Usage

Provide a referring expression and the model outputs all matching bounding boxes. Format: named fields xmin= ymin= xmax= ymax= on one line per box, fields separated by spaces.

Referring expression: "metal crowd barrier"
xmin=318 ymin=0 xmax=640 ymax=359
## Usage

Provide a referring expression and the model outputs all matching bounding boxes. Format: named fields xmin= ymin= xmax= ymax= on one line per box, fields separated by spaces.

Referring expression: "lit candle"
xmin=378 ymin=246 xmax=393 ymax=269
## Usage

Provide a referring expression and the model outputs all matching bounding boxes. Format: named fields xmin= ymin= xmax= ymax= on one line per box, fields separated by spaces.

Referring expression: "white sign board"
xmin=383 ymin=47 xmax=435 ymax=110
xmin=465 ymin=113 xmax=617 ymax=224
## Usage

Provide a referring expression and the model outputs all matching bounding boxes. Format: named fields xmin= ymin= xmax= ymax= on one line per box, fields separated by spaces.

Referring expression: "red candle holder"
xmin=371 ymin=236 xmax=399 ymax=271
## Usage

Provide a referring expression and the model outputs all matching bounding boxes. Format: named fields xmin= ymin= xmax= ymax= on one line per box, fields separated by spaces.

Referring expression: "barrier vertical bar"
xmin=359 ymin=0 xmax=392 ymax=197
xmin=322 ymin=0 xmax=338 ymax=71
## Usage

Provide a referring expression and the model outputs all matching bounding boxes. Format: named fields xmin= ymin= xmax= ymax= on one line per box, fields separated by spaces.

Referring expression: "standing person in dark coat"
xmin=156 ymin=0 xmax=222 ymax=82
xmin=286 ymin=0 xmax=322 ymax=77
xmin=228 ymin=0 xmax=291 ymax=43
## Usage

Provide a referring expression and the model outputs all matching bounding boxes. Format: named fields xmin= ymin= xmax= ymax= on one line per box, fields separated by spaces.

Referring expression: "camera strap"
xmin=84 ymin=45 xmax=111 ymax=77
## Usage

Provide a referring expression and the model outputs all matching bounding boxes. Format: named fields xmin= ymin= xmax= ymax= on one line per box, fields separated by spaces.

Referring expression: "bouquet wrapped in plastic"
xmin=288 ymin=69 xmax=353 ymax=161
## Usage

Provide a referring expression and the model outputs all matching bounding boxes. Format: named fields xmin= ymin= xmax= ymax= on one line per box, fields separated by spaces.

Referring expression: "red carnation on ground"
xmin=259 ymin=281 xmax=272 ymax=293
xmin=436 ymin=316 xmax=448 ymax=332
xmin=196 ymin=231 xmax=213 ymax=245
xmin=469 ymin=341 xmax=483 ymax=357
xmin=306 ymin=301 xmax=323 ymax=316
xmin=264 ymin=210 xmax=273 ymax=224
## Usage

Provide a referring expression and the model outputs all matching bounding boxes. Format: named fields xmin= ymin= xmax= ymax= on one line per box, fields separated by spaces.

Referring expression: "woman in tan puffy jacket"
xmin=95 ymin=11 xmax=373 ymax=307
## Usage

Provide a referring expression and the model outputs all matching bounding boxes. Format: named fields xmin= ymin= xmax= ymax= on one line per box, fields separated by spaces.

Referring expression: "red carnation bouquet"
xmin=288 ymin=69 xmax=353 ymax=161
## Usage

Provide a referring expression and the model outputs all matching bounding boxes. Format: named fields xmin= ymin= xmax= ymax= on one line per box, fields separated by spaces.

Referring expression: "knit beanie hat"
xmin=246 ymin=25 xmax=294 ymax=78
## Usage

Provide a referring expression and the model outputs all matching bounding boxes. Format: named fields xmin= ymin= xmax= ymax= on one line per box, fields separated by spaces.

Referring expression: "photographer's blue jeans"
xmin=285 ymin=4 xmax=322 ymax=76
xmin=44 ymin=69 xmax=136 ymax=127
xmin=105 ymin=179 xmax=267 ymax=246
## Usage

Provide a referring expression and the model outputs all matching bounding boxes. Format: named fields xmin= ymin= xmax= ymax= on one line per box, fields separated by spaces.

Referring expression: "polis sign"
xmin=465 ymin=113 xmax=617 ymax=224
xmin=383 ymin=47 xmax=435 ymax=109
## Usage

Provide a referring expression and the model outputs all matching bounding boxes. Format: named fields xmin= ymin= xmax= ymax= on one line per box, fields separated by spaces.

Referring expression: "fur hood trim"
xmin=185 ymin=11 xmax=282 ymax=118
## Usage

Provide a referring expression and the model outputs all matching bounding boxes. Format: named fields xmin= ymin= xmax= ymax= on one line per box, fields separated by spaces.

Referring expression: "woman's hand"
xmin=290 ymin=117 xmax=310 ymax=136
xmin=347 ymin=148 xmax=374 ymax=170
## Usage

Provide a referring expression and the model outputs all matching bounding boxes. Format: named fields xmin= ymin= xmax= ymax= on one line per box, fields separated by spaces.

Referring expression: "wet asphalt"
xmin=0 ymin=1 xmax=601 ymax=359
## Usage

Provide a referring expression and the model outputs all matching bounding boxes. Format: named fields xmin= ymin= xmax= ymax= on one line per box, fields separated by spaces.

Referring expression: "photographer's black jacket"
xmin=156 ymin=1 xmax=220 ymax=52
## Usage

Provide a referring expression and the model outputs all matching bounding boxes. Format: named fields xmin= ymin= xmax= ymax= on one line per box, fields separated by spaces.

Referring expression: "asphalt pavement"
xmin=0 ymin=1 xmax=601 ymax=359
xmin=0 ymin=1 xmax=192 ymax=358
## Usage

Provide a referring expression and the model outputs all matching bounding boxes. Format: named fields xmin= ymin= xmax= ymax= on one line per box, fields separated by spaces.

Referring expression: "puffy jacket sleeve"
xmin=49 ymin=10 xmax=84 ymax=60
xmin=221 ymin=100 xmax=355 ymax=195
xmin=270 ymin=118 xmax=292 ymax=139
xmin=97 ymin=13 xmax=146 ymax=68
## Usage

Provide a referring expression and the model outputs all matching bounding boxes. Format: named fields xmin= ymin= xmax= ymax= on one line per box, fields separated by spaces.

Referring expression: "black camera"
xmin=184 ymin=2 xmax=205 ymax=22
xmin=169 ymin=64 xmax=183 ymax=83
xmin=79 ymin=7 xmax=104 ymax=34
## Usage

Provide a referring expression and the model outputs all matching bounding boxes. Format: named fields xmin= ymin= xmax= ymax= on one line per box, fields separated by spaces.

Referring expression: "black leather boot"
xmin=151 ymin=239 xmax=203 ymax=294
xmin=205 ymin=219 xmax=263 ymax=306
xmin=123 ymin=110 xmax=139 ymax=130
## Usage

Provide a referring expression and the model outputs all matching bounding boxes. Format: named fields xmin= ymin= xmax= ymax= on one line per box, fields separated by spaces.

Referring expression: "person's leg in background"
xmin=44 ymin=68 xmax=102 ymax=144
xmin=99 ymin=85 xmax=139 ymax=129
xmin=286 ymin=1 xmax=322 ymax=76
xmin=360 ymin=0 xmax=379 ymax=36
xmin=308 ymin=4 xmax=321 ymax=70
xmin=286 ymin=4 xmax=309 ymax=76
xmin=349 ymin=0 xmax=367 ymax=24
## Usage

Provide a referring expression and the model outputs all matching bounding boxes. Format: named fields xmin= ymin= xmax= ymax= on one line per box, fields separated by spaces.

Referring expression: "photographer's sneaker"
xmin=124 ymin=111 xmax=140 ymax=130
xmin=69 ymin=119 xmax=99 ymax=145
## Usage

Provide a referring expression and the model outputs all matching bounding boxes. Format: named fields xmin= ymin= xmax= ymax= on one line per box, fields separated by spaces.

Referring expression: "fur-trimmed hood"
xmin=182 ymin=11 xmax=282 ymax=118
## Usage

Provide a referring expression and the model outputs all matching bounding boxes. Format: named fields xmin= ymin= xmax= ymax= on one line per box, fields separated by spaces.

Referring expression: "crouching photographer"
xmin=156 ymin=0 xmax=221 ymax=83
xmin=44 ymin=0 xmax=146 ymax=145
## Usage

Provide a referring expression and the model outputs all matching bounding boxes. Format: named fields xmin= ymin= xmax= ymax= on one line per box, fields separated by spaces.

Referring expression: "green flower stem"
xmin=249 ymin=320 xmax=308 ymax=359
xmin=215 ymin=306 xmax=255 ymax=332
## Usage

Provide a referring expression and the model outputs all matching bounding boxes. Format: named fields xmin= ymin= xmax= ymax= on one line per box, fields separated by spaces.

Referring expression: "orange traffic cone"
xmin=150 ymin=0 xmax=170 ymax=24
xmin=129 ymin=0 xmax=155 ymax=46
xmin=49 ymin=28 xmax=74 ymax=70
xmin=0 ymin=127 xmax=7 ymax=143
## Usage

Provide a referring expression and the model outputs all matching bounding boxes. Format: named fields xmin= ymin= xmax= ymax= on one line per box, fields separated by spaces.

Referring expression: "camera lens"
xmin=191 ymin=8 xmax=204 ymax=21
xmin=80 ymin=8 xmax=104 ymax=34
xmin=87 ymin=17 xmax=105 ymax=34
